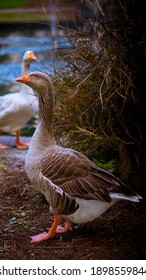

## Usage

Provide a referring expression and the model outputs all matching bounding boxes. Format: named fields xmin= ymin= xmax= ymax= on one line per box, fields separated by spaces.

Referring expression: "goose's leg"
xmin=31 ymin=215 xmax=72 ymax=243
xmin=31 ymin=215 xmax=61 ymax=243
xmin=16 ymin=131 xmax=29 ymax=149
xmin=56 ymin=220 xmax=73 ymax=233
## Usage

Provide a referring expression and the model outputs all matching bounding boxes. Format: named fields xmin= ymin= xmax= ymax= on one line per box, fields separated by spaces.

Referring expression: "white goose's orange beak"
xmin=16 ymin=74 xmax=30 ymax=84
xmin=29 ymin=51 xmax=37 ymax=61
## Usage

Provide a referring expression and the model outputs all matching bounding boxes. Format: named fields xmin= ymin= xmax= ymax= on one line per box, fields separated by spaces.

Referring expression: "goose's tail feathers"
xmin=110 ymin=192 xmax=142 ymax=202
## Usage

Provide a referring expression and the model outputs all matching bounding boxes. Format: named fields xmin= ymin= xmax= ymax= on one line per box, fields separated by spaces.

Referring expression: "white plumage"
xmin=0 ymin=51 xmax=38 ymax=149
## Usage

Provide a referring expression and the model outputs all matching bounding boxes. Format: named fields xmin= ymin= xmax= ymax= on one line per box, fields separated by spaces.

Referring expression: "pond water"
xmin=0 ymin=26 xmax=70 ymax=94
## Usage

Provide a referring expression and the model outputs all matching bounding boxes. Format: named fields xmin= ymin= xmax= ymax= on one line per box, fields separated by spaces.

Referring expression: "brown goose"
xmin=16 ymin=72 xmax=142 ymax=243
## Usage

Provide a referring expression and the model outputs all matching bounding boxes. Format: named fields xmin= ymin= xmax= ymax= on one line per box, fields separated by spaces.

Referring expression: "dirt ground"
xmin=0 ymin=147 xmax=146 ymax=260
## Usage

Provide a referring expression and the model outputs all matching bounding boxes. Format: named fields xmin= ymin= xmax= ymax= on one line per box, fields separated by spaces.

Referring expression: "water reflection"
xmin=0 ymin=27 xmax=70 ymax=93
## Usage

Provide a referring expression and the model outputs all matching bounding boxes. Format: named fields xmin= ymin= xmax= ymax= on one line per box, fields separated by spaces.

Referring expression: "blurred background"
xmin=0 ymin=0 xmax=78 ymax=138
xmin=0 ymin=0 xmax=77 ymax=93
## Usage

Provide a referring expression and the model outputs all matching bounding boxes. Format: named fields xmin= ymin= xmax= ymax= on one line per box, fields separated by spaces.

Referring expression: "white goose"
xmin=16 ymin=71 xmax=142 ymax=243
xmin=0 ymin=51 xmax=38 ymax=149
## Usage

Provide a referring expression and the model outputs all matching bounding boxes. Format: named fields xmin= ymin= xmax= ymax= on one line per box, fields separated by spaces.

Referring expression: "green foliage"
xmin=0 ymin=0 xmax=27 ymax=9
xmin=92 ymin=158 xmax=118 ymax=171
xmin=0 ymin=12 xmax=45 ymax=23
xmin=92 ymin=141 xmax=119 ymax=173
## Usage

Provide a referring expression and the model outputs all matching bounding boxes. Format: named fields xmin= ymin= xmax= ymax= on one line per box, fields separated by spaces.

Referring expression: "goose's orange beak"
xmin=29 ymin=51 xmax=37 ymax=61
xmin=16 ymin=74 xmax=30 ymax=84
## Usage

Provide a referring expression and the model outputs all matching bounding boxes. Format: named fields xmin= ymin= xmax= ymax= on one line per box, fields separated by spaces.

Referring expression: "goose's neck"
xmin=21 ymin=61 xmax=30 ymax=76
xmin=30 ymin=83 xmax=55 ymax=149
xmin=21 ymin=61 xmax=31 ymax=92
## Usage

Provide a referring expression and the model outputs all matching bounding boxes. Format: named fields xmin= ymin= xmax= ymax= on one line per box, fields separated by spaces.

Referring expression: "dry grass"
xmin=51 ymin=0 xmax=146 ymax=183
xmin=53 ymin=19 xmax=138 ymax=174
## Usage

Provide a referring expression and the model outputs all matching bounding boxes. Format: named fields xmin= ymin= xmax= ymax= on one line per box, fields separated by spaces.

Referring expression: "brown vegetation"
xmin=54 ymin=1 xmax=146 ymax=186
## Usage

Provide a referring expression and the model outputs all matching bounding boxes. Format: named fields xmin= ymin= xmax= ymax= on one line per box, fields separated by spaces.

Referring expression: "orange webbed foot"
xmin=30 ymin=216 xmax=72 ymax=243
xmin=16 ymin=141 xmax=29 ymax=149
xmin=31 ymin=231 xmax=56 ymax=243
xmin=31 ymin=215 xmax=61 ymax=243
xmin=0 ymin=143 xmax=10 ymax=149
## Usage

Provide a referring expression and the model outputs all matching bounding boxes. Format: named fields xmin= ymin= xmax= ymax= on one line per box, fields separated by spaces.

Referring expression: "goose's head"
xmin=23 ymin=51 xmax=37 ymax=62
xmin=16 ymin=71 xmax=53 ymax=94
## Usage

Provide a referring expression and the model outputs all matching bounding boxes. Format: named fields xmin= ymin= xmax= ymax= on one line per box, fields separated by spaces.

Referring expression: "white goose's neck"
xmin=20 ymin=61 xmax=31 ymax=92
xmin=21 ymin=61 xmax=30 ymax=76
